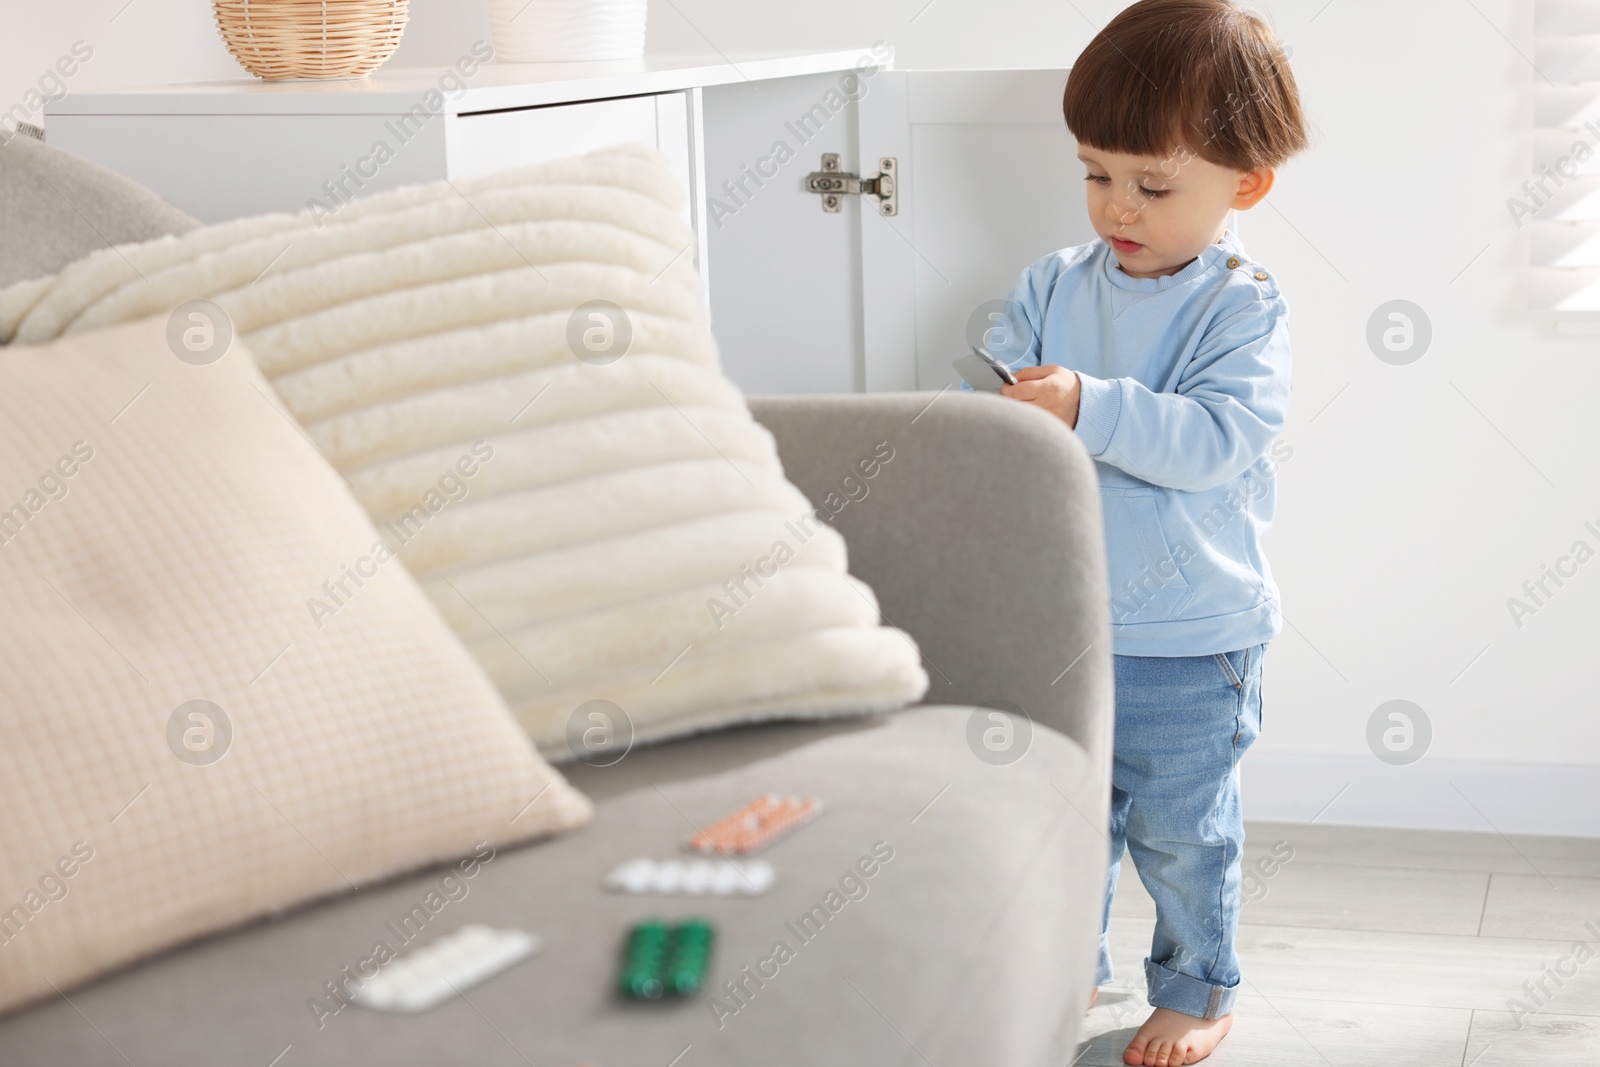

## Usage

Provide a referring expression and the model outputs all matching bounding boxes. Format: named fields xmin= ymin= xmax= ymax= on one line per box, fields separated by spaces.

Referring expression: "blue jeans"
xmin=1096 ymin=643 xmax=1266 ymax=1020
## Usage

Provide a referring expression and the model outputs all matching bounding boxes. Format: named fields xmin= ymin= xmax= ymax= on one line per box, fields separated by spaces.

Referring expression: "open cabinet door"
xmin=699 ymin=69 xmax=873 ymax=395
xmin=860 ymin=69 xmax=1097 ymax=391
xmin=702 ymin=67 xmax=1096 ymax=394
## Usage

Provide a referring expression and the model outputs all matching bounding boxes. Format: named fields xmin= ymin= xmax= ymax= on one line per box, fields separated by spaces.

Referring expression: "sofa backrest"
xmin=0 ymin=134 xmax=198 ymax=289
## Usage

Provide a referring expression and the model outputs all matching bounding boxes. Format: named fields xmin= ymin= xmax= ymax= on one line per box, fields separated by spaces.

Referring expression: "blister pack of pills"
xmin=603 ymin=857 xmax=775 ymax=896
xmin=351 ymin=924 xmax=539 ymax=1013
xmin=688 ymin=794 xmax=821 ymax=855
xmin=619 ymin=918 xmax=715 ymax=999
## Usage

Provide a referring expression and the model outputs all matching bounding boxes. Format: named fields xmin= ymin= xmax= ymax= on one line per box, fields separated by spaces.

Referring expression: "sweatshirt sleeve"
xmin=1072 ymin=286 xmax=1292 ymax=492
xmin=990 ymin=264 xmax=1046 ymax=371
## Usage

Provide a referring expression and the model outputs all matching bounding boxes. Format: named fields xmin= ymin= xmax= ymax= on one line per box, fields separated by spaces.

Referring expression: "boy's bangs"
xmin=1063 ymin=69 xmax=1197 ymax=163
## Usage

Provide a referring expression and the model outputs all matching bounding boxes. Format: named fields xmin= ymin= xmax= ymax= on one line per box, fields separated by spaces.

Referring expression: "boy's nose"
xmin=1105 ymin=197 xmax=1140 ymax=226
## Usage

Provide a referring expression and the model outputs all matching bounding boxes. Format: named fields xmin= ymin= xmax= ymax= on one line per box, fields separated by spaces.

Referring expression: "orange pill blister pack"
xmin=688 ymin=794 xmax=822 ymax=855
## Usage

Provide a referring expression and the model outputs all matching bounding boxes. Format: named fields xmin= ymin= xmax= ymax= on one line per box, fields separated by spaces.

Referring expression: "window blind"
xmin=1530 ymin=0 xmax=1600 ymax=328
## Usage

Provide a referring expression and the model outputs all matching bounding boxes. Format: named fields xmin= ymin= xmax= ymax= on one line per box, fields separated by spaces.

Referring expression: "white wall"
xmin=6 ymin=0 xmax=1597 ymax=833
xmin=0 ymin=1 xmax=237 ymax=126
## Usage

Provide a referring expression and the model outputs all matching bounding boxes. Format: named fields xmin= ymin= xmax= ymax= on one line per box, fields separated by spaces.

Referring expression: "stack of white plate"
xmin=486 ymin=0 xmax=649 ymax=62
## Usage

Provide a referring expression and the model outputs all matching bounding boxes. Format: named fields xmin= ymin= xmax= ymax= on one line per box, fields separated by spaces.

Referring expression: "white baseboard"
xmin=1242 ymin=753 xmax=1600 ymax=838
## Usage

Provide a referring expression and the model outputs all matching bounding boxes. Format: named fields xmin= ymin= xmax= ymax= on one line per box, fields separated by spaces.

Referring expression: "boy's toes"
xmin=1124 ymin=1007 xmax=1232 ymax=1066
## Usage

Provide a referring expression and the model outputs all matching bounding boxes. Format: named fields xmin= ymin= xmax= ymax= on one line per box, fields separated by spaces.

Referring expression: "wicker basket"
xmin=214 ymin=0 xmax=410 ymax=81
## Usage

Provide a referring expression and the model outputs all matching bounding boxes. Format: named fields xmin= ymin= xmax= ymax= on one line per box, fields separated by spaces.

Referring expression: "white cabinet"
xmin=44 ymin=111 xmax=454 ymax=226
xmin=46 ymin=51 xmax=1090 ymax=395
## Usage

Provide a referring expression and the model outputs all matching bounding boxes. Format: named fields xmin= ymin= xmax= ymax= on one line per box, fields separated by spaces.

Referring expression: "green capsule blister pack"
xmin=619 ymin=918 xmax=715 ymax=999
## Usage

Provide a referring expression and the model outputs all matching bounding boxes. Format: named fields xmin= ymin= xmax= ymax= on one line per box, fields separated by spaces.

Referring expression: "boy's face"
xmin=1078 ymin=145 xmax=1273 ymax=279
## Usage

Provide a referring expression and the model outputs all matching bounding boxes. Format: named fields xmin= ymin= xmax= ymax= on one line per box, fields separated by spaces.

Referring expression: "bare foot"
xmin=1088 ymin=987 xmax=1100 ymax=1010
xmin=1122 ymin=1007 xmax=1232 ymax=1066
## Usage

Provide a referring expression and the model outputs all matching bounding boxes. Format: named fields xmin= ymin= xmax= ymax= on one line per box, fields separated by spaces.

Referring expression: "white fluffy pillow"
xmin=0 ymin=317 xmax=592 ymax=1016
xmin=0 ymin=144 xmax=929 ymax=756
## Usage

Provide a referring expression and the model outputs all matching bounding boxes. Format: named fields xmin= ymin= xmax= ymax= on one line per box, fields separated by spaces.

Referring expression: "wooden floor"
xmin=1075 ymin=820 xmax=1600 ymax=1066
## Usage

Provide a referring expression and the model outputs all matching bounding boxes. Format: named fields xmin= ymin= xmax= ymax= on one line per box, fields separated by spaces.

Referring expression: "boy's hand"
xmin=1002 ymin=364 xmax=1081 ymax=428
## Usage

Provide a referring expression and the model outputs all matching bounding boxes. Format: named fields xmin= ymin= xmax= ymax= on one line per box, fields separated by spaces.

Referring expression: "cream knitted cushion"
xmin=0 ymin=317 xmax=592 ymax=1016
xmin=0 ymin=144 xmax=929 ymax=757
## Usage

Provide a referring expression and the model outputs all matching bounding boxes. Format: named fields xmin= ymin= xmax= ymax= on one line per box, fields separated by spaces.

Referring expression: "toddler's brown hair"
xmin=1063 ymin=0 xmax=1307 ymax=172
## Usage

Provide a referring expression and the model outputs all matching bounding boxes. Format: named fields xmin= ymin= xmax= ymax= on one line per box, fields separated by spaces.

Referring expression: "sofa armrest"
xmin=748 ymin=391 xmax=1112 ymax=772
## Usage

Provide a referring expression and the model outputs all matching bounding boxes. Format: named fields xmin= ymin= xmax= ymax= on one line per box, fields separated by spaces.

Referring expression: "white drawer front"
xmin=445 ymin=91 xmax=698 ymax=273
xmin=447 ymin=95 xmax=665 ymax=178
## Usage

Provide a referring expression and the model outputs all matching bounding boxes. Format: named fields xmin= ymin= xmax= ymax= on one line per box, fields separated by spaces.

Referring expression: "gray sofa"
xmin=0 ymin=135 xmax=1113 ymax=1066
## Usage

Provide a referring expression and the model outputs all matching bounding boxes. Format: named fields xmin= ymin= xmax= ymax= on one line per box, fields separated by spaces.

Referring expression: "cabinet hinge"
xmin=804 ymin=153 xmax=897 ymax=215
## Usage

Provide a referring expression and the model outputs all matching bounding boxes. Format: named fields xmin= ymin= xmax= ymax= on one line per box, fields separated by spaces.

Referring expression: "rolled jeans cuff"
xmin=1144 ymin=957 xmax=1238 ymax=1020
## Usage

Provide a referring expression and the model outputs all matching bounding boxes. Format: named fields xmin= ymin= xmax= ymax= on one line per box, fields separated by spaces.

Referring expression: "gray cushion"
xmin=0 ymin=707 xmax=1103 ymax=1065
xmin=0 ymin=135 xmax=197 ymax=289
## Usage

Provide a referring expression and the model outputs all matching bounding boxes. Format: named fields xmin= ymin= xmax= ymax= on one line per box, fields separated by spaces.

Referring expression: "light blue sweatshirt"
xmin=981 ymin=230 xmax=1291 ymax=657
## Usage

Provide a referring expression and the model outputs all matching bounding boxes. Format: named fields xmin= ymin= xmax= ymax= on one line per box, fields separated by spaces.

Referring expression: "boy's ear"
xmin=1233 ymin=167 xmax=1275 ymax=209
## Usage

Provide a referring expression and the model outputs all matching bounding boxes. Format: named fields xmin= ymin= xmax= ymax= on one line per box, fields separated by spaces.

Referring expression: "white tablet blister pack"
xmin=351 ymin=924 xmax=539 ymax=1014
xmin=603 ymin=857 xmax=775 ymax=896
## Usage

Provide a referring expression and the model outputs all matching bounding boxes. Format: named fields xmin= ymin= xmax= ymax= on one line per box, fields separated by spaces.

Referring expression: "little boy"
xmin=980 ymin=2 xmax=1307 ymax=1064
